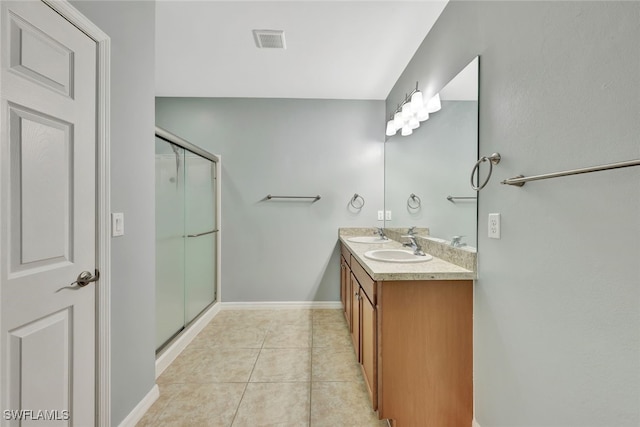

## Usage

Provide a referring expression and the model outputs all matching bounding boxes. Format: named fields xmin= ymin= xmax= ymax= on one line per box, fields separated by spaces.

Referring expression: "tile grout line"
xmin=228 ymin=314 xmax=269 ymax=427
xmin=157 ymin=310 xmax=365 ymax=427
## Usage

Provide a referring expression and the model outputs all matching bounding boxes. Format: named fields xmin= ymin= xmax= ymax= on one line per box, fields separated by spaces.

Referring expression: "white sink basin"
xmin=347 ymin=236 xmax=391 ymax=244
xmin=364 ymin=249 xmax=433 ymax=263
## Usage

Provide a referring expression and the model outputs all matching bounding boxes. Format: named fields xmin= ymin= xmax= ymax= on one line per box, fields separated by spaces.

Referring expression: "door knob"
xmin=72 ymin=270 xmax=100 ymax=287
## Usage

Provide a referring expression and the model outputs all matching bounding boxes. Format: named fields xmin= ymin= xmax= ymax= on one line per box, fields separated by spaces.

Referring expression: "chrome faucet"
xmin=451 ymin=236 xmax=466 ymax=247
xmin=407 ymin=226 xmax=417 ymax=236
xmin=402 ymin=235 xmax=425 ymax=256
xmin=374 ymin=227 xmax=388 ymax=240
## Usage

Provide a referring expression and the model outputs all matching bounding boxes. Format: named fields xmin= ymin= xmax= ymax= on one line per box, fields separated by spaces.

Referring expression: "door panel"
xmin=361 ymin=293 xmax=377 ymax=409
xmin=1 ymin=2 xmax=97 ymax=425
xmin=9 ymin=309 xmax=70 ymax=419
xmin=350 ymin=274 xmax=360 ymax=361
xmin=340 ymin=256 xmax=346 ymax=314
xmin=155 ymin=138 xmax=185 ymax=348
xmin=155 ymin=144 xmax=218 ymax=347
xmin=184 ymin=154 xmax=216 ymax=323
xmin=345 ymin=267 xmax=352 ymax=331
xmin=9 ymin=105 xmax=73 ymax=270
xmin=8 ymin=10 xmax=74 ymax=96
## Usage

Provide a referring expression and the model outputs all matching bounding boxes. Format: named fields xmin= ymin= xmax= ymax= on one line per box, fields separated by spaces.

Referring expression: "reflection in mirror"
xmin=384 ymin=57 xmax=478 ymax=249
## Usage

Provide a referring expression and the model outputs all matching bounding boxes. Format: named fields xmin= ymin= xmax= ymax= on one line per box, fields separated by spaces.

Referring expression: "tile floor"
xmin=137 ymin=309 xmax=389 ymax=427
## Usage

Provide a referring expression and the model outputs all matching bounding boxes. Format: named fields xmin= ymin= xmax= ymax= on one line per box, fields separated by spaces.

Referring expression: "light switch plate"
xmin=385 ymin=210 xmax=392 ymax=221
xmin=377 ymin=210 xmax=384 ymax=221
xmin=488 ymin=213 xmax=500 ymax=239
xmin=112 ymin=212 xmax=125 ymax=237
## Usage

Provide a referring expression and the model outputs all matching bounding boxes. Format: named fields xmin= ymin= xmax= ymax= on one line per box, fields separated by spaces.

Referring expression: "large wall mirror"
xmin=384 ymin=57 xmax=479 ymax=249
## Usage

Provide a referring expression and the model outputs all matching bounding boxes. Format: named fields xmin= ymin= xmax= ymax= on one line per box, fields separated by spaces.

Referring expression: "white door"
xmin=0 ymin=1 xmax=98 ymax=425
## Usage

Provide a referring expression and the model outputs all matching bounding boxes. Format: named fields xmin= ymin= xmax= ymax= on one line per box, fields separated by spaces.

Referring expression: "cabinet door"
xmin=361 ymin=292 xmax=377 ymax=409
xmin=340 ymin=256 xmax=347 ymax=314
xmin=350 ymin=273 xmax=361 ymax=361
xmin=345 ymin=264 xmax=353 ymax=331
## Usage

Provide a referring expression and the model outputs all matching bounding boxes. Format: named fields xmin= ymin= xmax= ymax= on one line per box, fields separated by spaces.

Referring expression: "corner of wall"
xmin=116 ymin=384 xmax=159 ymax=427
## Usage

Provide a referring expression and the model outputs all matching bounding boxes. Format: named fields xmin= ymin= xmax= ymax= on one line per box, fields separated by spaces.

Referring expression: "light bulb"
xmin=410 ymin=91 xmax=423 ymax=112
xmin=385 ymin=119 xmax=397 ymax=136
xmin=401 ymin=103 xmax=412 ymax=121
xmin=409 ymin=116 xmax=420 ymax=130
xmin=417 ymin=108 xmax=429 ymax=122
xmin=393 ymin=111 xmax=403 ymax=129
xmin=426 ymin=93 xmax=441 ymax=113
xmin=401 ymin=123 xmax=412 ymax=136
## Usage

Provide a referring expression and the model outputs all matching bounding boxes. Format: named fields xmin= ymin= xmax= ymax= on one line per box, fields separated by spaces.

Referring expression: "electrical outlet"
xmin=488 ymin=213 xmax=501 ymax=239
xmin=377 ymin=210 xmax=384 ymax=221
xmin=385 ymin=210 xmax=392 ymax=220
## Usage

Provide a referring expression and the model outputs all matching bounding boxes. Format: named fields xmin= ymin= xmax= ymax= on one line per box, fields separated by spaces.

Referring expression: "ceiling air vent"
xmin=252 ymin=29 xmax=286 ymax=49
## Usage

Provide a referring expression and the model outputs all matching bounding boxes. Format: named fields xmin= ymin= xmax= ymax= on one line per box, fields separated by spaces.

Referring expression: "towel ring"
xmin=471 ymin=153 xmax=501 ymax=191
xmin=407 ymin=193 xmax=421 ymax=209
xmin=350 ymin=193 xmax=365 ymax=209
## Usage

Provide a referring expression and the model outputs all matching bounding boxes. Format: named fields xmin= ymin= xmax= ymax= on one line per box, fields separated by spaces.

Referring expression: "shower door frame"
xmin=154 ymin=126 xmax=222 ymax=375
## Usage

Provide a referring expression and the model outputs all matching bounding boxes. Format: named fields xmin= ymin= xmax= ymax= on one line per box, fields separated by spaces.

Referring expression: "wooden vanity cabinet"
xmin=340 ymin=256 xmax=349 ymax=324
xmin=377 ymin=278 xmax=472 ymax=427
xmin=359 ymin=284 xmax=377 ymax=408
xmin=339 ymin=242 xmax=472 ymax=427
xmin=340 ymin=243 xmax=377 ymax=407
xmin=350 ymin=253 xmax=378 ymax=409
xmin=340 ymin=244 xmax=352 ymax=330
xmin=350 ymin=272 xmax=361 ymax=359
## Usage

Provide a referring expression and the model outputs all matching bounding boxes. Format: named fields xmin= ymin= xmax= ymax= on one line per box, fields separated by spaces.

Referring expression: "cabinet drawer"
xmin=340 ymin=243 xmax=351 ymax=267
xmin=350 ymin=256 xmax=375 ymax=304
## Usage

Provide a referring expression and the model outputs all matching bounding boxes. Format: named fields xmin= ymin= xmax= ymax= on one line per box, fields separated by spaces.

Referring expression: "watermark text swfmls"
xmin=3 ymin=410 xmax=70 ymax=421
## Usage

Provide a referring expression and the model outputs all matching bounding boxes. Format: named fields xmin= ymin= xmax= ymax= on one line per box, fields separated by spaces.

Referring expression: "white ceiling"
xmin=155 ymin=1 xmax=448 ymax=100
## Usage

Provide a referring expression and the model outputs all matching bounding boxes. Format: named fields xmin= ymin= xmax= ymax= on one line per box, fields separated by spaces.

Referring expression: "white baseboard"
xmin=221 ymin=301 xmax=342 ymax=310
xmin=117 ymin=384 xmax=159 ymax=427
xmin=472 ymin=418 xmax=482 ymax=427
xmin=155 ymin=302 xmax=221 ymax=378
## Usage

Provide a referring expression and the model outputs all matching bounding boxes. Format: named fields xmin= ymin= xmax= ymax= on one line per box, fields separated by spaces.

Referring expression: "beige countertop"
xmin=339 ymin=231 xmax=476 ymax=281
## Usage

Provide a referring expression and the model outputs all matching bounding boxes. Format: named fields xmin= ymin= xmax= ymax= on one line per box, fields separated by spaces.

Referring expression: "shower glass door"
xmin=155 ymin=133 xmax=218 ymax=351
xmin=155 ymin=137 xmax=186 ymax=348
xmin=184 ymin=153 xmax=216 ymax=323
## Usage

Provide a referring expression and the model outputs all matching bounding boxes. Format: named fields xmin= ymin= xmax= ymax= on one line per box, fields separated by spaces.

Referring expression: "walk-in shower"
xmin=155 ymin=127 xmax=220 ymax=351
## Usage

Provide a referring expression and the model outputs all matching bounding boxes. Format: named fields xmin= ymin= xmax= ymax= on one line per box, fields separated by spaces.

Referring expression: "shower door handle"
xmin=186 ymin=229 xmax=219 ymax=238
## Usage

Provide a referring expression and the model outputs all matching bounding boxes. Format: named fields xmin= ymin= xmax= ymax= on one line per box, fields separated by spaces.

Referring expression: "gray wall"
xmin=70 ymin=2 xmax=157 ymax=425
xmin=387 ymin=1 xmax=640 ymax=425
xmin=156 ymin=98 xmax=385 ymax=302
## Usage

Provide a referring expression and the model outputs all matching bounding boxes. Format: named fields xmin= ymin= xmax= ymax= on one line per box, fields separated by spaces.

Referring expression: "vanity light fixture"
xmin=409 ymin=116 xmax=420 ymax=130
xmin=410 ymin=89 xmax=423 ymax=112
xmin=426 ymin=93 xmax=441 ymax=113
xmin=401 ymin=103 xmax=413 ymax=121
xmin=385 ymin=81 xmax=441 ymax=137
xmin=393 ymin=108 xmax=404 ymax=129
xmin=386 ymin=117 xmax=397 ymax=136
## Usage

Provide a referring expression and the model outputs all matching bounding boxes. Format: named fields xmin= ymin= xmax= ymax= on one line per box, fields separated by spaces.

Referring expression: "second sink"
xmin=347 ymin=236 xmax=391 ymax=244
xmin=364 ymin=249 xmax=433 ymax=263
